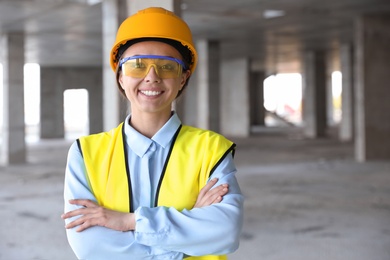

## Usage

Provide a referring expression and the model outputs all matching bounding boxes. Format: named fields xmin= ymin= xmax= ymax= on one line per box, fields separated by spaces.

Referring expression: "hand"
xmin=61 ymin=199 xmax=135 ymax=232
xmin=194 ymin=178 xmax=229 ymax=208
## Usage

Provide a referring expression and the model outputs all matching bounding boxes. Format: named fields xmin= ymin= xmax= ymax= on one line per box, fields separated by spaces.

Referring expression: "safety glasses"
xmin=119 ymin=55 xmax=188 ymax=79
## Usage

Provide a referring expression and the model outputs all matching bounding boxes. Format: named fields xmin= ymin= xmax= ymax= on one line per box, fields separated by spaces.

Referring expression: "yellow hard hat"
xmin=110 ymin=7 xmax=197 ymax=74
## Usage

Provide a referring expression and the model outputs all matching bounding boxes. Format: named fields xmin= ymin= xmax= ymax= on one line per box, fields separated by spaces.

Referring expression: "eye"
xmin=160 ymin=64 xmax=176 ymax=71
xmin=133 ymin=62 xmax=147 ymax=69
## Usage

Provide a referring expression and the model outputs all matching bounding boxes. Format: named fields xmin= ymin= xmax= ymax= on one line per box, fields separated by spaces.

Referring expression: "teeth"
xmin=141 ymin=90 xmax=161 ymax=96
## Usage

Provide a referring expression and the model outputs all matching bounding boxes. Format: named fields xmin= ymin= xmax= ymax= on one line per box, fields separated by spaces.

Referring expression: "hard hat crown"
xmin=110 ymin=7 xmax=197 ymax=73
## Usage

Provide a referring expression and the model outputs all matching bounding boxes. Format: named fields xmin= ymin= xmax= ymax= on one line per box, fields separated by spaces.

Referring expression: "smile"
xmin=140 ymin=90 xmax=162 ymax=96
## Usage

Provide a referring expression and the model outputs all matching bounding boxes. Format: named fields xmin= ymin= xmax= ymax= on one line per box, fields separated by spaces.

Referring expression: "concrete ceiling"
xmin=1 ymin=0 xmax=390 ymax=73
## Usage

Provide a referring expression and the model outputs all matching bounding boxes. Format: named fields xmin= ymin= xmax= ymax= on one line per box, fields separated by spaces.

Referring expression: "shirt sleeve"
xmin=63 ymin=141 xmax=183 ymax=260
xmin=134 ymin=152 xmax=244 ymax=256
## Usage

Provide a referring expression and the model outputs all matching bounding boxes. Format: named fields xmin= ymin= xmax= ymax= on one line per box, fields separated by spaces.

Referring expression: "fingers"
xmin=198 ymin=178 xmax=219 ymax=197
xmin=62 ymin=207 xmax=90 ymax=220
xmin=65 ymin=212 xmax=101 ymax=232
xmin=62 ymin=205 xmax=135 ymax=232
xmin=61 ymin=199 xmax=98 ymax=220
xmin=62 ymin=205 xmax=104 ymax=232
xmin=68 ymin=199 xmax=98 ymax=208
xmin=207 ymin=184 xmax=229 ymax=204
xmin=194 ymin=179 xmax=229 ymax=208
xmin=214 ymin=184 xmax=229 ymax=203
xmin=64 ymin=215 xmax=88 ymax=231
xmin=69 ymin=213 xmax=103 ymax=232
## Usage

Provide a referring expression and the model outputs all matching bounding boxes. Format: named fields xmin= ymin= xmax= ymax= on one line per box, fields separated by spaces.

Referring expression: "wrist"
xmin=127 ymin=213 xmax=136 ymax=231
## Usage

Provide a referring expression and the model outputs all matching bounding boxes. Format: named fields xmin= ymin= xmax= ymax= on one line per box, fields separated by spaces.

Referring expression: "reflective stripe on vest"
xmin=78 ymin=123 xmax=234 ymax=260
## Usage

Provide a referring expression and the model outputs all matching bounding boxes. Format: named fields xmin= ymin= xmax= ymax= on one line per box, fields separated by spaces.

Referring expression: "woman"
xmin=62 ymin=7 xmax=244 ymax=260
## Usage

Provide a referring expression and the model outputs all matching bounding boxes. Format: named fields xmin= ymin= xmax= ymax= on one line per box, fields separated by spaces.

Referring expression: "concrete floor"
xmin=1 ymin=127 xmax=390 ymax=260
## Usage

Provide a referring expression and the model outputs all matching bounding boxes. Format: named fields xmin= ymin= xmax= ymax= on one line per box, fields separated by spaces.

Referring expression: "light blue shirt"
xmin=64 ymin=113 xmax=244 ymax=259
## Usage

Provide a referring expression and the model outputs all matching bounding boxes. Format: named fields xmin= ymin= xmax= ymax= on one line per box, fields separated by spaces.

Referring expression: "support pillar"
xmin=221 ymin=58 xmax=250 ymax=137
xmin=196 ymin=40 xmax=221 ymax=132
xmin=302 ymin=50 xmax=328 ymax=138
xmin=178 ymin=68 xmax=198 ymax=126
xmin=40 ymin=68 xmax=65 ymax=139
xmin=1 ymin=33 xmax=26 ymax=164
xmin=326 ymin=54 xmax=335 ymax=127
xmin=102 ymin=0 xmax=128 ymax=131
xmin=249 ymin=70 xmax=266 ymax=126
xmin=339 ymin=44 xmax=354 ymax=141
xmin=355 ymin=13 xmax=390 ymax=161
xmin=87 ymin=69 xmax=104 ymax=135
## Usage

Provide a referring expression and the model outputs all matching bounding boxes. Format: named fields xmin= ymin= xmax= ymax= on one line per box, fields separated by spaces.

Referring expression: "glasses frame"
xmin=119 ymin=55 xmax=188 ymax=71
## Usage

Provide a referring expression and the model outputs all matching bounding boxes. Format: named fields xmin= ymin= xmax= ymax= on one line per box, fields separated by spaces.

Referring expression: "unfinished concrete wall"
xmin=302 ymin=50 xmax=328 ymax=138
xmin=249 ymin=70 xmax=266 ymax=127
xmin=40 ymin=67 xmax=103 ymax=139
xmin=0 ymin=33 xmax=26 ymax=164
xmin=355 ymin=13 xmax=390 ymax=161
xmin=340 ymin=44 xmax=355 ymax=142
xmin=196 ymin=40 xmax=221 ymax=132
xmin=221 ymin=58 xmax=250 ymax=137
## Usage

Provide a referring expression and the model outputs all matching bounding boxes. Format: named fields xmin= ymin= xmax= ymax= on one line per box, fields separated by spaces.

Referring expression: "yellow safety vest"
xmin=78 ymin=123 xmax=235 ymax=260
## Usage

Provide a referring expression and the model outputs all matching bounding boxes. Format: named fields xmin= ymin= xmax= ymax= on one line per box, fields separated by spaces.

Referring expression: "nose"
xmin=144 ymin=64 xmax=161 ymax=82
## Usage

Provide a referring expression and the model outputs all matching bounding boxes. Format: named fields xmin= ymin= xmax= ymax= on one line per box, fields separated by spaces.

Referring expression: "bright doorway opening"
xmin=63 ymin=89 xmax=89 ymax=140
xmin=264 ymin=73 xmax=303 ymax=126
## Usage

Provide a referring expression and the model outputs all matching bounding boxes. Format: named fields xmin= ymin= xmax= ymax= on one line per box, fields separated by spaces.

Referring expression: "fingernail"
xmin=212 ymin=178 xmax=218 ymax=181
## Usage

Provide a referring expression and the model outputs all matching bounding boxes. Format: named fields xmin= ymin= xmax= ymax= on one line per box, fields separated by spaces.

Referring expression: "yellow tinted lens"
xmin=122 ymin=59 xmax=148 ymax=78
xmin=122 ymin=58 xmax=182 ymax=78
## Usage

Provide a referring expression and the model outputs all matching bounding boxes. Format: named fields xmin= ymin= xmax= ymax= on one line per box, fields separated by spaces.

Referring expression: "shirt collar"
xmin=123 ymin=112 xmax=182 ymax=157
xmin=152 ymin=112 xmax=181 ymax=149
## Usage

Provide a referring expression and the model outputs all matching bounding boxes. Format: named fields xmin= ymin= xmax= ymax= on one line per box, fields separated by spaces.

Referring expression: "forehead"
xmin=122 ymin=41 xmax=182 ymax=59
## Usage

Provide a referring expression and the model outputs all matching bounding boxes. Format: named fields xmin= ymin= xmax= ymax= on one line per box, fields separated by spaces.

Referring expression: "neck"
xmin=129 ymin=111 xmax=172 ymax=138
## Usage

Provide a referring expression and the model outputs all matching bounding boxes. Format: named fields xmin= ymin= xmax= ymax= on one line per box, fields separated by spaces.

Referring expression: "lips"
xmin=140 ymin=90 xmax=162 ymax=96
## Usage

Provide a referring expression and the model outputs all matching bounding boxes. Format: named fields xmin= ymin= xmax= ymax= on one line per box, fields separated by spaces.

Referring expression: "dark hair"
xmin=116 ymin=37 xmax=193 ymax=98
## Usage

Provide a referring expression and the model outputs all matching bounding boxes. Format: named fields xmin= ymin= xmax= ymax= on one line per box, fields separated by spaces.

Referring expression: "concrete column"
xmin=249 ymin=70 xmax=266 ymax=126
xmin=221 ymin=58 xmax=250 ymax=137
xmin=0 ymin=33 xmax=26 ymax=164
xmin=87 ymin=71 xmax=104 ymax=135
xmin=102 ymin=0 xmax=127 ymax=131
xmin=339 ymin=44 xmax=354 ymax=141
xmin=196 ymin=40 xmax=220 ymax=132
xmin=326 ymin=54 xmax=334 ymax=127
xmin=302 ymin=50 xmax=328 ymax=138
xmin=40 ymin=68 xmax=65 ymax=139
xmin=178 ymin=68 xmax=198 ymax=126
xmin=40 ymin=67 xmax=103 ymax=138
xmin=355 ymin=13 xmax=390 ymax=161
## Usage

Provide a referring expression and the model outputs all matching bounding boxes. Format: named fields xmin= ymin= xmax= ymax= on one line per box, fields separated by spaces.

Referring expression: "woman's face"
xmin=118 ymin=41 xmax=190 ymax=117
